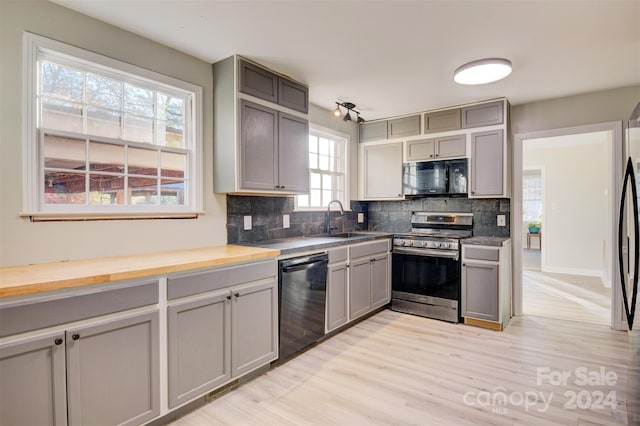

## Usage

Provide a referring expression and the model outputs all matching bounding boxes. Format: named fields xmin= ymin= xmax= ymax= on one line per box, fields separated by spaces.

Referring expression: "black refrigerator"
xmin=620 ymin=102 xmax=639 ymax=424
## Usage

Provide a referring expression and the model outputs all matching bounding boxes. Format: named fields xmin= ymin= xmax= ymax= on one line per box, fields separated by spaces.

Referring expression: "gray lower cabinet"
xmin=470 ymin=129 xmax=505 ymax=197
xmin=231 ymin=279 xmax=278 ymax=376
xmin=0 ymin=331 xmax=67 ymax=426
xmin=349 ymin=256 xmax=372 ymax=319
xmin=326 ymin=261 xmax=348 ymax=332
xmin=167 ymin=290 xmax=231 ymax=408
xmin=370 ymin=253 xmax=390 ymax=309
xmin=65 ymin=310 xmax=160 ymax=426
xmin=462 ymin=261 xmax=499 ymax=321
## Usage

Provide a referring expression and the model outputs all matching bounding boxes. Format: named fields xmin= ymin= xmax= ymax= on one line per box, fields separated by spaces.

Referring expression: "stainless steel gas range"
xmin=391 ymin=212 xmax=473 ymax=322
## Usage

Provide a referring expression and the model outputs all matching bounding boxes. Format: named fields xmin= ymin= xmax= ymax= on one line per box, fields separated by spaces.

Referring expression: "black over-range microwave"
xmin=402 ymin=159 xmax=468 ymax=196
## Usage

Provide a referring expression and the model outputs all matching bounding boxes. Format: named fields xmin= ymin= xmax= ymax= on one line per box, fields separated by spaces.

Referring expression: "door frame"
xmin=512 ymin=121 xmax=625 ymax=330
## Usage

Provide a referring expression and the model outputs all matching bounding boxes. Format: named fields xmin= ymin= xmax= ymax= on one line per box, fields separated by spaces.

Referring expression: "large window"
xmin=296 ymin=127 xmax=348 ymax=210
xmin=23 ymin=33 xmax=202 ymax=219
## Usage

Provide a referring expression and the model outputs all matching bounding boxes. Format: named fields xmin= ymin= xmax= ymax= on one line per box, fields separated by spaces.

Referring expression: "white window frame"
xmin=295 ymin=124 xmax=349 ymax=211
xmin=22 ymin=32 xmax=203 ymax=220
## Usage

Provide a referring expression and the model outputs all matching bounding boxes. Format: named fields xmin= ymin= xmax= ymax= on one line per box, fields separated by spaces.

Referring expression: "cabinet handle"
xmin=54 ymin=338 xmax=63 ymax=346
xmin=274 ymin=185 xmax=280 ymax=189
xmin=226 ymin=294 xmax=232 ymax=300
xmin=72 ymin=334 xmax=80 ymax=341
xmin=280 ymin=185 xmax=285 ymax=189
xmin=234 ymin=292 xmax=240 ymax=298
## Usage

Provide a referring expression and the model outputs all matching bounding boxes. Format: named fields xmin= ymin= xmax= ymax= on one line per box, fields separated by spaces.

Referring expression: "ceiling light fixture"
xmin=454 ymin=58 xmax=512 ymax=85
xmin=333 ymin=101 xmax=364 ymax=124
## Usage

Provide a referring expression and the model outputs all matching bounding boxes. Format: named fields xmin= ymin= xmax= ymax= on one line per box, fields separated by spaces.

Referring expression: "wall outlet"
xmin=497 ymin=214 xmax=506 ymax=227
xmin=283 ymin=214 xmax=290 ymax=229
xmin=243 ymin=215 xmax=252 ymax=231
xmin=357 ymin=212 xmax=365 ymax=223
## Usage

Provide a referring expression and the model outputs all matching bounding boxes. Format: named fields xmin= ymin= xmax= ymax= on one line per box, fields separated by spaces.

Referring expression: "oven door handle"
xmin=393 ymin=247 xmax=459 ymax=260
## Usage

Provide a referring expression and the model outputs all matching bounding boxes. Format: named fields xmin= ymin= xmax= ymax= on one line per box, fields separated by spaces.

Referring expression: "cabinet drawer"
xmin=461 ymin=101 xmax=504 ymax=128
xmin=328 ymin=247 xmax=348 ymax=263
xmin=349 ymin=240 xmax=389 ymax=259
xmin=464 ymin=246 xmax=499 ymax=262
xmin=388 ymin=115 xmax=421 ymax=138
xmin=359 ymin=121 xmax=388 ymax=143
xmin=168 ymin=260 xmax=276 ymax=300
xmin=238 ymin=59 xmax=278 ymax=103
xmin=0 ymin=281 xmax=158 ymax=338
xmin=424 ymin=109 xmax=461 ymax=133
xmin=278 ymin=77 xmax=308 ymax=113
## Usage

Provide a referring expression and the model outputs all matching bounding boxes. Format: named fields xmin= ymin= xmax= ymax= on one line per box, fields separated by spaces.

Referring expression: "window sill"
xmin=19 ymin=211 xmax=203 ymax=222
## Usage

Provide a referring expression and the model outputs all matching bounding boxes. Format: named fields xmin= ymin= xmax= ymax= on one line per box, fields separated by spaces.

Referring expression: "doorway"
xmin=513 ymin=122 xmax=625 ymax=330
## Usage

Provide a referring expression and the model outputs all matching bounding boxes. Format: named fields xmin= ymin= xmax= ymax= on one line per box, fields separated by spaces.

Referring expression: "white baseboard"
xmin=541 ymin=265 xmax=603 ymax=277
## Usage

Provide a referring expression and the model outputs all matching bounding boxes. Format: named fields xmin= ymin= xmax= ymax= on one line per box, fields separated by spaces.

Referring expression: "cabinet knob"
xmin=226 ymin=294 xmax=232 ymax=300
xmin=234 ymin=292 xmax=240 ymax=298
xmin=72 ymin=334 xmax=80 ymax=341
xmin=54 ymin=338 xmax=63 ymax=346
xmin=280 ymin=185 xmax=285 ymax=190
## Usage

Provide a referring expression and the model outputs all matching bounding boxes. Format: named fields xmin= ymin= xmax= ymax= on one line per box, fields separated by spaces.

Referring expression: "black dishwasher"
xmin=278 ymin=253 xmax=328 ymax=360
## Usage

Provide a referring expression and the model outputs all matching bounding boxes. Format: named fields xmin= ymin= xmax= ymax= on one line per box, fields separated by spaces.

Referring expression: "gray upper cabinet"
xmin=461 ymin=101 xmax=504 ymax=128
xmin=0 ymin=331 xmax=67 ymax=426
xmin=214 ymin=56 xmax=309 ymax=194
xmin=239 ymin=59 xmax=278 ymax=103
xmin=66 ymin=310 xmax=160 ymax=426
xmin=240 ymin=100 xmax=279 ymax=191
xmin=388 ymin=115 xmax=421 ymax=138
xmin=406 ymin=134 xmax=466 ymax=161
xmin=470 ymin=129 xmax=504 ymax=197
xmin=167 ymin=291 xmax=231 ymax=408
xmin=359 ymin=120 xmax=388 ymax=143
xmin=361 ymin=142 xmax=403 ymax=199
xmin=278 ymin=78 xmax=308 ymax=113
xmin=278 ymin=112 xmax=309 ymax=192
xmin=406 ymin=138 xmax=435 ymax=161
xmin=424 ymin=109 xmax=461 ymax=133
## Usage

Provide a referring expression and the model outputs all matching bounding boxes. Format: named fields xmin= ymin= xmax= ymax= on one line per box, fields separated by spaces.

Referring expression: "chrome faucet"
xmin=326 ymin=200 xmax=345 ymax=234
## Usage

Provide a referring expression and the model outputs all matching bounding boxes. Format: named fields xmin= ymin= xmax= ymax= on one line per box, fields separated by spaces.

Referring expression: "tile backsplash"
xmin=226 ymin=195 xmax=510 ymax=244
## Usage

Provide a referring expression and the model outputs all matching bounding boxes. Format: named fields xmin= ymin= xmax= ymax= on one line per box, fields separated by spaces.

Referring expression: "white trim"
xmin=22 ymin=32 xmax=203 ymax=216
xmin=513 ymin=121 xmax=624 ymax=331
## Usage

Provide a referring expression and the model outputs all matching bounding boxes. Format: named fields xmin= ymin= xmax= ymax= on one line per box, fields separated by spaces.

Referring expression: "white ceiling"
xmin=51 ymin=0 xmax=640 ymax=121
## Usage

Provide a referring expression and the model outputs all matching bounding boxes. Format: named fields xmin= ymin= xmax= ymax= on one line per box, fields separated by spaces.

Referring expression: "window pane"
xmin=44 ymin=172 xmax=86 ymax=204
xmin=160 ymin=152 xmax=185 ymax=178
xmin=160 ymin=179 xmax=185 ymax=205
xmin=89 ymin=142 xmax=124 ymax=173
xmin=86 ymin=73 xmax=122 ymax=110
xmin=41 ymin=62 xmax=83 ymax=102
xmin=308 ymin=135 xmax=318 ymax=153
xmin=41 ymin=98 xmax=83 ymax=132
xmin=297 ymin=194 xmax=309 ymax=207
xmin=158 ymin=93 xmax=184 ymax=148
xmin=87 ymin=106 xmax=121 ymax=138
xmin=124 ymin=113 xmax=153 ymax=143
xmin=319 ymin=138 xmax=329 ymax=156
xmin=318 ymin=155 xmax=329 ymax=170
xmin=124 ymin=84 xmax=154 ymax=117
xmin=310 ymin=189 xmax=321 ymax=206
xmin=309 ymin=152 xmax=318 ymax=169
xmin=128 ymin=147 xmax=158 ymax=175
xmin=129 ymin=177 xmax=157 ymax=205
xmin=322 ymin=189 xmax=331 ymax=205
xmin=322 ymin=174 xmax=332 ymax=190
xmin=310 ymin=172 xmax=321 ymax=189
xmin=44 ymin=134 xmax=85 ymax=170
xmin=89 ymin=174 xmax=124 ymax=205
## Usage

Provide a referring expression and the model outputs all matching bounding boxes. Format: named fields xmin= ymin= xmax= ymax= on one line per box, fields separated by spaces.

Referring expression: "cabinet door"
xmin=278 ymin=113 xmax=309 ymax=193
xmin=461 ymin=101 xmax=504 ymax=128
xmin=167 ymin=291 xmax=231 ymax=408
xmin=349 ymin=257 xmax=372 ymax=319
xmin=66 ymin=311 xmax=159 ymax=426
xmin=238 ymin=59 xmax=278 ymax=103
xmin=424 ymin=109 xmax=461 ymax=133
xmin=462 ymin=262 xmax=499 ymax=321
xmin=470 ymin=129 xmax=504 ymax=197
xmin=362 ymin=142 xmax=403 ymax=199
xmin=406 ymin=138 xmax=435 ymax=161
xmin=370 ymin=253 xmax=390 ymax=309
xmin=435 ymin=134 xmax=466 ymax=159
xmin=240 ymin=100 xmax=278 ymax=191
xmin=278 ymin=77 xmax=308 ymax=113
xmin=359 ymin=121 xmax=388 ymax=143
xmin=231 ymin=279 xmax=278 ymax=377
xmin=327 ymin=262 xmax=349 ymax=332
xmin=388 ymin=115 xmax=421 ymax=138
xmin=0 ymin=332 xmax=67 ymax=426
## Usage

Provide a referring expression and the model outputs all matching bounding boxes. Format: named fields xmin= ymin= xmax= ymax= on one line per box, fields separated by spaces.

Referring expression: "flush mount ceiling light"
xmin=333 ymin=101 xmax=365 ymax=124
xmin=454 ymin=58 xmax=512 ymax=85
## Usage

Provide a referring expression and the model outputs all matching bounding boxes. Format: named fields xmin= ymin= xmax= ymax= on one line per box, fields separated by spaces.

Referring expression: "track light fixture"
xmin=333 ymin=101 xmax=364 ymax=125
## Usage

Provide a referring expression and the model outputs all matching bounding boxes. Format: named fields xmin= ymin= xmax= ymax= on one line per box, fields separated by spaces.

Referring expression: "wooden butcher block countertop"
xmin=0 ymin=245 xmax=280 ymax=298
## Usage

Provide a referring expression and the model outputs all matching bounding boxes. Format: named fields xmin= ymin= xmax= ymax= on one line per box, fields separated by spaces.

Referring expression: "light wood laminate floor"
xmin=170 ymin=310 xmax=630 ymax=426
